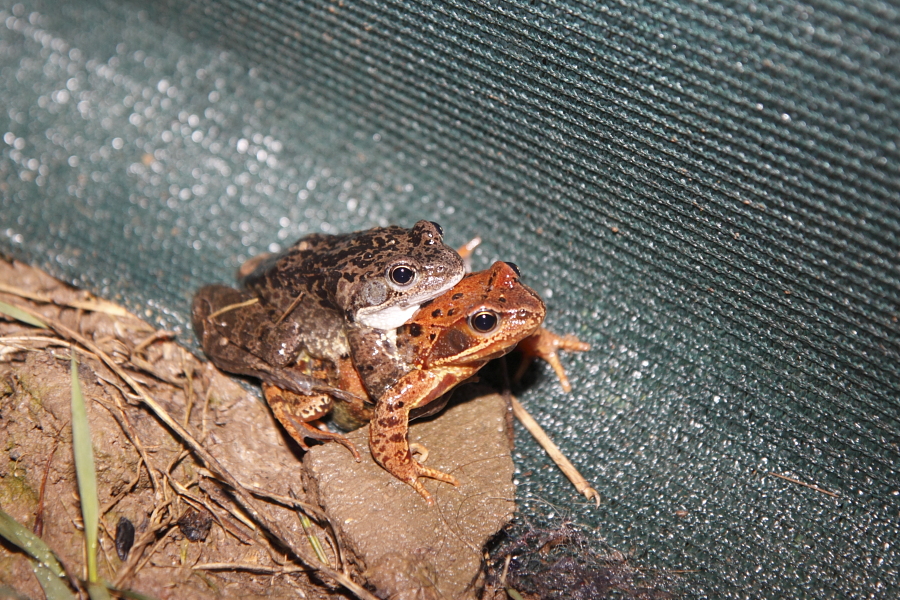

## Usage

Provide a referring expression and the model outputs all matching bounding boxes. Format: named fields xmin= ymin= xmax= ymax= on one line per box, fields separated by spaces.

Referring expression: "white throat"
xmin=356 ymin=303 xmax=420 ymax=330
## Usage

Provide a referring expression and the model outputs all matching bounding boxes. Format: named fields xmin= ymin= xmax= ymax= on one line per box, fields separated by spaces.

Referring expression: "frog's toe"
xmin=405 ymin=466 xmax=458 ymax=506
xmin=283 ymin=412 xmax=362 ymax=461
xmin=408 ymin=442 xmax=430 ymax=463
xmin=516 ymin=328 xmax=591 ymax=393
xmin=414 ymin=462 xmax=459 ymax=488
xmin=408 ymin=479 xmax=436 ymax=506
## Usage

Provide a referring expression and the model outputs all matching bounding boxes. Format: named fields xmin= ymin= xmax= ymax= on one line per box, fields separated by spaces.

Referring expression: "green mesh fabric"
xmin=1 ymin=0 xmax=898 ymax=597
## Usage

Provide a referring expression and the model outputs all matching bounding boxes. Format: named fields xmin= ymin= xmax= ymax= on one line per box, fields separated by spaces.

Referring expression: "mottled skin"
xmin=245 ymin=261 xmax=555 ymax=503
xmin=355 ymin=261 xmax=549 ymax=504
xmin=192 ymin=221 xmax=465 ymax=455
xmin=194 ymin=227 xmax=589 ymax=504
xmin=243 ymin=220 xmax=464 ymax=330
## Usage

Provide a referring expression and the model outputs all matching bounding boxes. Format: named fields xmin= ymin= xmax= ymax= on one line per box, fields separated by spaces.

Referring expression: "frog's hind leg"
xmin=263 ymin=384 xmax=361 ymax=461
xmin=193 ymin=285 xmax=326 ymax=396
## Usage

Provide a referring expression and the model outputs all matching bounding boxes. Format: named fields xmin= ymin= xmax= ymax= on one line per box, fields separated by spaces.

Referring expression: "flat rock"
xmin=304 ymin=390 xmax=516 ymax=600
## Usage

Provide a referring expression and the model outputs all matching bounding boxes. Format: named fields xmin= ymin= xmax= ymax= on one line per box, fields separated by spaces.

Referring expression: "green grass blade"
xmin=31 ymin=562 xmax=77 ymax=600
xmin=299 ymin=512 xmax=330 ymax=566
xmin=87 ymin=581 xmax=113 ymax=600
xmin=0 ymin=584 xmax=33 ymax=600
xmin=0 ymin=509 xmax=66 ymax=578
xmin=106 ymin=587 xmax=162 ymax=600
xmin=71 ymin=352 xmax=100 ymax=583
xmin=0 ymin=300 xmax=47 ymax=328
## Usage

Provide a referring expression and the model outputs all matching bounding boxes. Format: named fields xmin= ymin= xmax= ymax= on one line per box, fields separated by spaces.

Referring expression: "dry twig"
xmin=510 ymin=395 xmax=600 ymax=507
xmin=7 ymin=300 xmax=378 ymax=600
xmin=768 ymin=472 xmax=840 ymax=498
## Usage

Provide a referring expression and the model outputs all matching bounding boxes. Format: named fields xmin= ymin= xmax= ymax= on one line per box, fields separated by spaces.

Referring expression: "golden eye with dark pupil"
xmin=470 ymin=311 xmax=498 ymax=333
xmin=390 ymin=265 xmax=415 ymax=285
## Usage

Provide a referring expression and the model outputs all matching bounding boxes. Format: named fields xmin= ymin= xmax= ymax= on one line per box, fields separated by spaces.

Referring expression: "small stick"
xmin=510 ymin=396 xmax=600 ymax=507
xmin=132 ymin=330 xmax=174 ymax=356
xmin=112 ymin=500 xmax=175 ymax=586
xmin=275 ymin=292 xmax=304 ymax=325
xmin=34 ymin=438 xmax=60 ymax=537
xmin=208 ymin=297 xmax=258 ymax=320
xmin=93 ymin=394 xmax=161 ymax=496
xmin=193 ymin=562 xmax=312 ymax=574
xmin=100 ymin=456 xmax=143 ymax=515
xmin=166 ymin=474 xmax=254 ymax=545
xmin=0 ymin=282 xmax=130 ymax=316
xmin=195 ymin=467 xmax=327 ymax=521
xmin=768 ymin=472 xmax=840 ymax=498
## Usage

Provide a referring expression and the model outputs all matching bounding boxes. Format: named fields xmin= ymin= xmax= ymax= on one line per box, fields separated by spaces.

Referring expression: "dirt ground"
xmin=0 ymin=257 xmax=677 ymax=600
xmin=0 ymin=258 xmax=516 ymax=600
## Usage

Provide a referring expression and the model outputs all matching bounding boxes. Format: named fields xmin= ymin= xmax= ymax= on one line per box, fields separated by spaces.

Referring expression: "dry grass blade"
xmin=511 ymin=395 xmax=601 ymax=507
xmin=193 ymin=563 xmax=311 ymax=575
xmin=0 ymin=299 xmax=48 ymax=328
xmin=70 ymin=353 xmax=101 ymax=584
xmin=506 ymin=588 xmax=526 ymax=600
xmin=7 ymin=302 xmax=378 ymax=600
xmin=0 ymin=281 xmax=130 ymax=316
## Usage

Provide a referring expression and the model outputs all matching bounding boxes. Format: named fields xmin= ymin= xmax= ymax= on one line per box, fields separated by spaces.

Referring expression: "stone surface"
xmin=304 ymin=390 xmax=516 ymax=600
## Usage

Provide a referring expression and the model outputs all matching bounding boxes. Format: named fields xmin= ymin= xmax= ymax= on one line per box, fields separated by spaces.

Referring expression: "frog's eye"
xmin=429 ymin=221 xmax=444 ymax=236
xmin=389 ymin=265 xmax=416 ymax=286
xmin=470 ymin=310 xmax=499 ymax=333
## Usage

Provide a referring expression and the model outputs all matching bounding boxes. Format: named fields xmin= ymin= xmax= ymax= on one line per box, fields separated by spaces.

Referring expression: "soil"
xmin=0 ymin=259 xmax=516 ymax=599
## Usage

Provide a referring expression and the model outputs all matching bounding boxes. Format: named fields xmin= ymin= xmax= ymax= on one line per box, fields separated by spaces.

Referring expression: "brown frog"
xmin=192 ymin=221 xmax=465 ymax=453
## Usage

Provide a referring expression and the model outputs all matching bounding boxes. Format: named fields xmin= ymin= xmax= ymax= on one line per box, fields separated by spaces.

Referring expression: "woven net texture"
xmin=0 ymin=0 xmax=898 ymax=597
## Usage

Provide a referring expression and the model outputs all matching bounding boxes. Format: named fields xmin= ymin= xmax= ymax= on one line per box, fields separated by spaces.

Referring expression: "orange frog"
xmin=343 ymin=260 xmax=588 ymax=503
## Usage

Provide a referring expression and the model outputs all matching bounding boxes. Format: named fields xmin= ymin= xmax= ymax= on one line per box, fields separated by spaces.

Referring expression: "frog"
xmin=195 ymin=227 xmax=589 ymax=504
xmin=241 ymin=220 xmax=464 ymax=330
xmin=271 ymin=260 xmax=580 ymax=504
xmin=191 ymin=221 xmax=463 ymax=391
xmin=351 ymin=261 xmax=551 ymax=503
xmin=192 ymin=220 xmax=465 ymax=454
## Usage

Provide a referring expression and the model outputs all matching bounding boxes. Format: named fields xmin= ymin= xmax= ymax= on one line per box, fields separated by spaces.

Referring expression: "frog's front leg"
xmin=515 ymin=327 xmax=591 ymax=392
xmin=368 ymin=371 xmax=460 ymax=505
xmin=263 ymin=383 xmax=361 ymax=461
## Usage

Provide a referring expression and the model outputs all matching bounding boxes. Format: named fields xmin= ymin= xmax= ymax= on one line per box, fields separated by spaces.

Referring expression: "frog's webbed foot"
xmin=369 ymin=400 xmax=459 ymax=506
xmin=515 ymin=327 xmax=591 ymax=393
xmin=264 ymin=384 xmax=361 ymax=461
